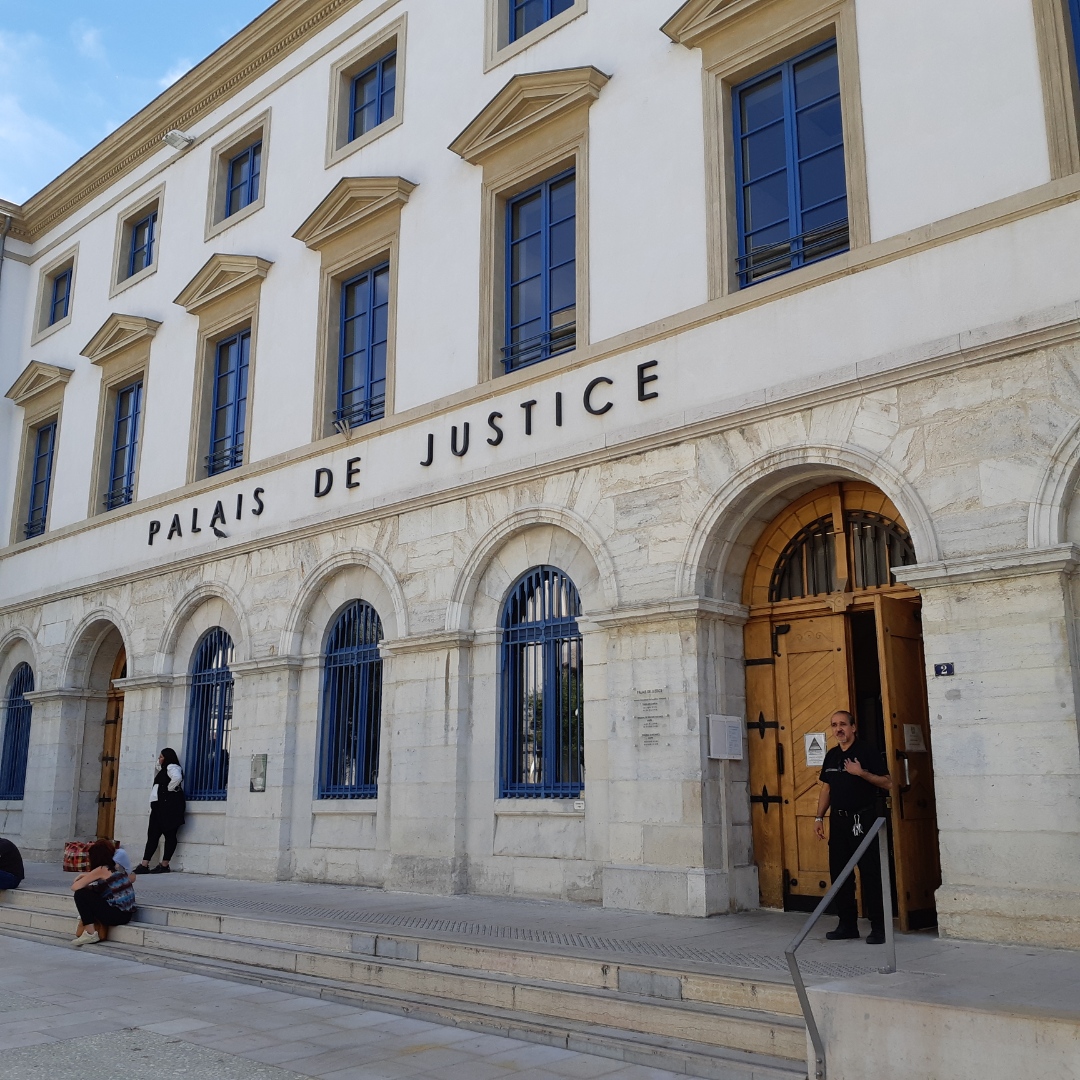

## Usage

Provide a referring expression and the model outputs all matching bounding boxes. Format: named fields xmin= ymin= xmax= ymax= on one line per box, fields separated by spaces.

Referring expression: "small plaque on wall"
xmin=707 ymin=715 xmax=743 ymax=760
xmin=250 ymin=754 xmax=267 ymax=793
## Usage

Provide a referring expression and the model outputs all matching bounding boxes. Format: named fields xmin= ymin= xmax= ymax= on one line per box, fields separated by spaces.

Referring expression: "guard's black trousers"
xmin=829 ymin=809 xmax=886 ymax=933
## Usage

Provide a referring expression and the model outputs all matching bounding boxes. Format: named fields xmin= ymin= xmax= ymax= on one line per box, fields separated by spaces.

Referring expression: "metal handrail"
xmin=785 ymin=815 xmax=896 ymax=1080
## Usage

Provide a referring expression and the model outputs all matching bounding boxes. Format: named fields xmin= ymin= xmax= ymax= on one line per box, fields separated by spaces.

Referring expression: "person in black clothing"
xmin=814 ymin=710 xmax=892 ymax=944
xmin=133 ymin=748 xmax=186 ymax=874
xmin=0 ymin=836 xmax=23 ymax=890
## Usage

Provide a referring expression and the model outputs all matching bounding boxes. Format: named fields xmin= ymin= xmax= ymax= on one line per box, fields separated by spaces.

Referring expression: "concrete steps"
xmin=0 ymin=886 xmax=809 ymax=1080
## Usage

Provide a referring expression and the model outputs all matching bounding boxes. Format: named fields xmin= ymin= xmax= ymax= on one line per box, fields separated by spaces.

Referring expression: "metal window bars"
xmin=205 ymin=442 xmax=244 ymax=477
xmin=0 ymin=663 xmax=34 ymax=800
xmin=738 ymin=218 xmax=849 ymax=288
xmin=333 ymin=394 xmax=386 ymax=430
xmin=848 ymin=511 xmax=916 ymax=590
xmin=184 ymin=628 xmax=234 ymax=800
xmin=499 ymin=566 xmax=584 ymax=798
xmin=769 ymin=516 xmax=836 ymax=602
xmin=318 ymin=601 xmax=383 ymax=798
xmin=501 ymin=318 xmax=576 ymax=373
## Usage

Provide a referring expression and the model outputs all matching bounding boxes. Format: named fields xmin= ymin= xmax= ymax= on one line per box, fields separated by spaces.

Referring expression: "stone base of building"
xmin=601 ymin=864 xmax=759 ymax=917
xmin=937 ymin=883 xmax=1080 ymax=948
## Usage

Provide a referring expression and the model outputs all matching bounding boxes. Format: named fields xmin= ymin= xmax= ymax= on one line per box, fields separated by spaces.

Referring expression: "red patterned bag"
xmin=63 ymin=841 xmax=92 ymax=873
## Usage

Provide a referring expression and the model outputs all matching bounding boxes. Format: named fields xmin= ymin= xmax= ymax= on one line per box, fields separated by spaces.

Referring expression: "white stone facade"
xmin=0 ymin=0 xmax=1079 ymax=948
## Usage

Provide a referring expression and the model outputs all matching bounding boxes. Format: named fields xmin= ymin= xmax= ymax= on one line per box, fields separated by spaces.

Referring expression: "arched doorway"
xmin=96 ymin=647 xmax=126 ymax=839
xmin=743 ymin=481 xmax=940 ymax=930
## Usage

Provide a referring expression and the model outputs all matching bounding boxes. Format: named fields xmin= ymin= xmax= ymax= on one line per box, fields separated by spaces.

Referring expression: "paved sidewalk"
xmin=0 ymin=936 xmax=682 ymax=1080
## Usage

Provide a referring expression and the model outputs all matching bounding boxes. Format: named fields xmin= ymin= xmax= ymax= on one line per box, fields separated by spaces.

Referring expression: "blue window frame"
xmin=317 ymin=601 xmax=383 ymax=799
xmin=504 ymin=169 xmax=576 ymax=373
xmin=225 ymin=141 xmax=262 ymax=217
xmin=127 ymin=211 xmax=157 ymax=277
xmin=206 ymin=329 xmax=249 ymax=476
xmin=0 ymin=663 xmax=34 ymax=801
xmin=48 ymin=268 xmax=72 ymax=326
xmin=24 ymin=422 xmax=56 ymax=540
xmin=349 ymin=51 xmax=396 ymax=142
xmin=732 ymin=40 xmax=848 ymax=288
xmin=509 ymin=0 xmax=574 ymax=43
xmin=499 ymin=566 xmax=584 ymax=798
xmin=185 ymin=628 xmax=233 ymax=801
xmin=337 ymin=263 xmax=389 ymax=429
xmin=104 ymin=380 xmax=143 ymax=511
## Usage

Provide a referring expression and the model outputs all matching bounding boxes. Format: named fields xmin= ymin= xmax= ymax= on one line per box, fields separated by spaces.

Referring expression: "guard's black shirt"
xmin=0 ymin=838 xmax=24 ymax=883
xmin=819 ymin=738 xmax=888 ymax=812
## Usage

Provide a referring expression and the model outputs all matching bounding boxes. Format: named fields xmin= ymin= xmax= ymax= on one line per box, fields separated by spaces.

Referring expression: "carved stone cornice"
xmin=449 ymin=66 xmax=610 ymax=165
xmin=293 ymin=177 xmax=417 ymax=250
xmin=379 ymin=630 xmax=475 ymax=656
xmin=81 ymin=314 xmax=161 ymax=365
xmin=5 ymin=361 xmax=73 ymax=408
xmin=893 ymin=544 xmax=1080 ymax=589
xmin=111 ymin=674 xmax=177 ymax=691
xmin=663 ymin=0 xmax=779 ymax=47
xmin=174 ymin=254 xmax=273 ymax=314
xmin=586 ymin=597 xmax=749 ymax=629
xmin=229 ymin=655 xmax=304 ymax=675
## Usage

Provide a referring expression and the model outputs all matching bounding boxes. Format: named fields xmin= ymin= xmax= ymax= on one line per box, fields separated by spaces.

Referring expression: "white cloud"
xmin=158 ymin=59 xmax=193 ymax=90
xmin=72 ymin=22 xmax=106 ymax=63
xmin=0 ymin=93 xmax=82 ymax=202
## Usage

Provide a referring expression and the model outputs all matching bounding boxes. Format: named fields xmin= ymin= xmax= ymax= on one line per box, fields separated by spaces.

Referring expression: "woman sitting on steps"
xmin=71 ymin=839 xmax=137 ymax=946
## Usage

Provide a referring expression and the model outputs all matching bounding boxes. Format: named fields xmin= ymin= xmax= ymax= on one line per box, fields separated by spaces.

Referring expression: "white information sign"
xmin=804 ymin=732 xmax=828 ymax=768
xmin=707 ymin=715 xmax=743 ymax=760
xmin=904 ymin=724 xmax=927 ymax=752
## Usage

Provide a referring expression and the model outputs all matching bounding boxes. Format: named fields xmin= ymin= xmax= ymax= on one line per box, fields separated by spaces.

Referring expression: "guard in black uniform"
xmin=814 ymin=710 xmax=892 ymax=944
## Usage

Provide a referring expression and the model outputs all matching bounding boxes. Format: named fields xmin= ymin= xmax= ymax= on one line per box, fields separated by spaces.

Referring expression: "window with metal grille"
xmin=0 ymin=663 xmax=34 ymax=801
xmin=318 ymin=601 xmax=383 ymax=799
xmin=185 ymin=628 xmax=234 ymax=801
xmin=206 ymin=329 xmax=249 ymax=476
xmin=509 ymin=0 xmax=574 ymax=42
xmin=104 ymin=380 xmax=142 ymax=511
xmin=499 ymin=566 xmax=584 ymax=798
xmin=504 ymin=169 xmax=576 ymax=373
xmin=24 ymin=422 xmax=56 ymax=540
xmin=769 ymin=516 xmax=836 ymax=601
xmin=847 ymin=511 xmax=916 ymax=589
xmin=349 ymin=51 xmax=396 ymax=142
xmin=127 ymin=210 xmax=157 ymax=278
xmin=48 ymin=268 xmax=72 ymax=326
xmin=732 ymin=40 xmax=848 ymax=288
xmin=337 ymin=263 xmax=389 ymax=429
xmin=225 ymin=141 xmax=262 ymax=217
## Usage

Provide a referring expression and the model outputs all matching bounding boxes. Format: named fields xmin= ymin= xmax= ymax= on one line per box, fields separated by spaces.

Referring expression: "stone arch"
xmin=1029 ymin=417 xmax=1080 ymax=548
xmin=156 ymin=582 xmax=249 ymax=674
xmin=282 ymin=550 xmax=409 ymax=656
xmin=0 ymin=629 xmax=38 ymax=689
xmin=62 ymin=608 xmax=131 ymax=690
xmin=678 ymin=443 xmax=940 ymax=603
xmin=446 ymin=505 xmax=619 ymax=632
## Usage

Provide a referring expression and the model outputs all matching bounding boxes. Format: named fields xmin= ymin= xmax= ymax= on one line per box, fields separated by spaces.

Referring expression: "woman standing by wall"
xmin=133 ymin=748 xmax=185 ymax=874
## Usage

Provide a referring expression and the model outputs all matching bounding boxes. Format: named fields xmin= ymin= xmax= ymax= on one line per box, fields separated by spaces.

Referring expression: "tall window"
xmin=24 ymin=422 xmax=56 ymax=539
xmin=499 ymin=566 xmax=584 ymax=798
xmin=127 ymin=211 xmax=157 ymax=278
xmin=0 ymin=663 xmax=34 ymax=801
xmin=206 ymin=329 xmax=249 ymax=476
xmin=318 ymin=601 xmax=383 ymax=799
xmin=732 ymin=41 xmax=847 ymax=288
xmin=225 ymin=142 xmax=262 ymax=218
xmin=350 ymin=51 xmax=396 ymax=142
xmin=104 ymin=380 xmax=142 ymax=510
xmin=185 ymin=628 xmax=234 ymax=801
xmin=504 ymin=169 xmax=576 ymax=372
xmin=48 ymin=269 xmax=72 ymax=326
xmin=337 ymin=264 xmax=389 ymax=429
xmin=509 ymin=0 xmax=574 ymax=42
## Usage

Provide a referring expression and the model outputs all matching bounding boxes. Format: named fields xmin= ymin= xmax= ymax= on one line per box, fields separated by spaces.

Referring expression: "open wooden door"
xmin=773 ymin=614 xmax=850 ymax=909
xmin=875 ymin=595 xmax=940 ymax=929
xmin=96 ymin=648 xmax=126 ymax=840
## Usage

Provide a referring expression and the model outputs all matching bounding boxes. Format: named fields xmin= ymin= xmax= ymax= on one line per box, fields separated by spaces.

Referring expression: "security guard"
xmin=814 ymin=710 xmax=892 ymax=944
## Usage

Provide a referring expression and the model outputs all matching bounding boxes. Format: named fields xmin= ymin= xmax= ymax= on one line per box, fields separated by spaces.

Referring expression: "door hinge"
xmin=749 ymin=784 xmax=784 ymax=813
xmin=748 ymin=711 xmax=780 ymax=740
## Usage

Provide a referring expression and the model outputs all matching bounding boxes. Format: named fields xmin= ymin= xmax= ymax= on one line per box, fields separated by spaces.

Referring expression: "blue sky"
xmin=0 ymin=1 xmax=275 ymax=203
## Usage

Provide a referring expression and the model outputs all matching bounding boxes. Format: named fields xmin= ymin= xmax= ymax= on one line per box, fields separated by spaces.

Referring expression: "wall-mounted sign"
xmin=934 ymin=662 xmax=954 ymax=676
xmin=633 ymin=688 xmax=668 ymax=749
xmin=804 ymin=732 xmax=828 ymax=768
xmin=904 ymin=724 xmax=927 ymax=752
xmin=707 ymin=715 xmax=743 ymax=760
xmin=250 ymin=754 xmax=267 ymax=793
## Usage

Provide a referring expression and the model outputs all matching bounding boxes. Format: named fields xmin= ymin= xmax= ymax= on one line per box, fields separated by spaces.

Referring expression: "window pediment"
xmin=174 ymin=253 xmax=273 ymax=315
xmin=293 ymin=176 xmax=416 ymax=251
xmin=5 ymin=361 xmax=73 ymax=408
xmin=449 ymin=66 xmax=610 ymax=165
xmin=663 ymin=0 xmax=764 ymax=47
xmin=81 ymin=314 xmax=161 ymax=366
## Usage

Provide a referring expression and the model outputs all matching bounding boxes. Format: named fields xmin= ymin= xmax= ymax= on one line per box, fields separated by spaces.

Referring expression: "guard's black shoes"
xmin=825 ymin=926 xmax=860 ymax=940
xmin=865 ymin=929 xmax=887 ymax=945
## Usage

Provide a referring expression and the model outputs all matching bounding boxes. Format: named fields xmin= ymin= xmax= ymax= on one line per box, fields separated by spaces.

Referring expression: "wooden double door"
xmin=95 ymin=648 xmax=126 ymax=840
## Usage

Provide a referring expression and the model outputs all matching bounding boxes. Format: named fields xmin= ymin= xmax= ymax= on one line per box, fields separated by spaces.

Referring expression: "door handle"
xmin=776 ymin=744 xmax=785 ymax=776
xmin=771 ymin=623 xmax=791 ymax=656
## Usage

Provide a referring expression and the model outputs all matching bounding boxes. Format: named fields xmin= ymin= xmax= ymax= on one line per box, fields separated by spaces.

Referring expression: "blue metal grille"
xmin=337 ymin=263 xmax=389 ymax=429
xmin=104 ymin=380 xmax=142 ymax=510
xmin=499 ymin=566 xmax=584 ymax=798
xmin=504 ymin=169 xmax=576 ymax=373
xmin=128 ymin=211 xmax=157 ymax=277
xmin=349 ymin=51 xmax=396 ymax=141
xmin=185 ymin=628 xmax=234 ymax=801
xmin=48 ymin=268 xmax=71 ymax=326
xmin=0 ymin=663 xmax=34 ymax=801
xmin=318 ymin=601 xmax=383 ymax=799
xmin=732 ymin=40 xmax=848 ymax=288
xmin=24 ymin=422 xmax=56 ymax=540
xmin=509 ymin=0 xmax=574 ymax=42
xmin=206 ymin=329 xmax=249 ymax=476
xmin=226 ymin=141 xmax=261 ymax=217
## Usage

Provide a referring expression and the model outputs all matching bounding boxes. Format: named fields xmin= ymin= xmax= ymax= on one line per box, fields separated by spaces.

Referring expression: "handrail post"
xmin=877 ymin=815 xmax=896 ymax=973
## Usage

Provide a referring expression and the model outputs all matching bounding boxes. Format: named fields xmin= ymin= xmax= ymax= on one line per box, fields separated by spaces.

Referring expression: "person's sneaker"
xmin=147 ymin=864 xmax=171 ymax=874
xmin=132 ymin=864 xmax=148 ymax=874
xmin=73 ymin=931 xmax=99 ymax=946
xmin=825 ymin=925 xmax=860 ymax=940
xmin=865 ymin=929 xmax=887 ymax=945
